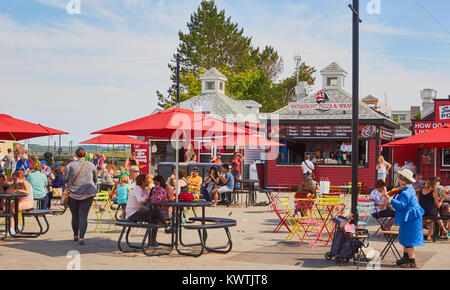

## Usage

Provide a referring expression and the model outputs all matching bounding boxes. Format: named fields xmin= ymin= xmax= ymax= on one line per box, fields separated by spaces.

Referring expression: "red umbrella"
xmin=0 ymin=114 xmax=68 ymax=141
xmin=383 ymin=125 xmax=450 ymax=148
xmin=204 ymin=135 xmax=285 ymax=148
xmin=92 ymin=107 xmax=256 ymax=201
xmin=383 ymin=124 xmax=450 ymax=177
xmin=92 ymin=107 xmax=254 ymax=138
xmin=81 ymin=134 xmax=147 ymax=145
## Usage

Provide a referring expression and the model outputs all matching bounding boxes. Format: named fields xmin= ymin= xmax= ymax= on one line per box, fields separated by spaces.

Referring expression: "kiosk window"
xmin=443 ymin=149 xmax=450 ymax=167
xmin=277 ymin=139 xmax=368 ymax=166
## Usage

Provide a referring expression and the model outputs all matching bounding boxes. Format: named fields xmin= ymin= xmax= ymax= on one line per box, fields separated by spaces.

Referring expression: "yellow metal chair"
xmin=93 ymin=191 xmax=118 ymax=233
xmin=280 ymin=198 xmax=303 ymax=242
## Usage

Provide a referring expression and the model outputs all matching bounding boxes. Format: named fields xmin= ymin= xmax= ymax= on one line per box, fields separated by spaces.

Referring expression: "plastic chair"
xmin=357 ymin=200 xmax=374 ymax=229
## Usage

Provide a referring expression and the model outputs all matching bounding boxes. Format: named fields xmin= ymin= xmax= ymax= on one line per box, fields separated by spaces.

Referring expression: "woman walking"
xmin=64 ymin=148 xmax=98 ymax=245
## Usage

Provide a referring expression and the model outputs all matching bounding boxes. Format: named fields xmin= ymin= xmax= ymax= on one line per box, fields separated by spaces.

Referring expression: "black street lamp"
xmin=349 ymin=0 xmax=361 ymax=219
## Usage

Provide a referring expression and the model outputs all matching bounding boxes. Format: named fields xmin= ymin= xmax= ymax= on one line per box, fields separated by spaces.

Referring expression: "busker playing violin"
xmin=381 ymin=169 xmax=425 ymax=268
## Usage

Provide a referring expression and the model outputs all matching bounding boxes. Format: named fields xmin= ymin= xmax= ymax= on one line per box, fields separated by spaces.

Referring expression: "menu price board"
xmin=270 ymin=124 xmax=378 ymax=139
xmin=131 ymin=143 xmax=150 ymax=174
xmin=380 ymin=126 xmax=395 ymax=141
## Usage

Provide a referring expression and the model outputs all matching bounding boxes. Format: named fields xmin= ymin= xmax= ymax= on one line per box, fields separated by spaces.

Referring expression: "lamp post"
xmin=349 ymin=0 xmax=361 ymax=219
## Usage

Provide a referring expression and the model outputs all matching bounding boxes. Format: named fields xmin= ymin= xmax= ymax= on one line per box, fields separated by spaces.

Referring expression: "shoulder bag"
xmin=62 ymin=161 xmax=86 ymax=206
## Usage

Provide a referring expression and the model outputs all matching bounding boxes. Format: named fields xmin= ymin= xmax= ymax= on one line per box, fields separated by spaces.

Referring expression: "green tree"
xmin=157 ymin=0 xmax=316 ymax=112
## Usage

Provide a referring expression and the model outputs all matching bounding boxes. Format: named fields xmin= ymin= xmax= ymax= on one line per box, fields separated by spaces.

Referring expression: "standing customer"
xmin=376 ymin=156 xmax=392 ymax=183
xmin=2 ymin=148 xmax=14 ymax=177
xmin=382 ymin=169 xmax=424 ymax=268
xmin=301 ymin=154 xmax=315 ymax=178
xmin=43 ymin=149 xmax=54 ymax=166
xmin=64 ymin=148 xmax=98 ymax=245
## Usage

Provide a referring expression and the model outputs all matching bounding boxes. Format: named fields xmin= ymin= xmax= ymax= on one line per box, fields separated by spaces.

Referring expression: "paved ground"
xmin=1 ymin=196 xmax=449 ymax=270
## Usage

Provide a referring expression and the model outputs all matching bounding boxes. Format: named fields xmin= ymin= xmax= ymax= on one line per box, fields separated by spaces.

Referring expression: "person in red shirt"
xmin=231 ymin=152 xmax=244 ymax=174
xmin=212 ymin=153 xmax=222 ymax=164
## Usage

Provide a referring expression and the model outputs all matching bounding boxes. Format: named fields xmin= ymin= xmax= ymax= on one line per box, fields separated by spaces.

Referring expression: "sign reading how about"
xmin=413 ymin=121 xmax=448 ymax=135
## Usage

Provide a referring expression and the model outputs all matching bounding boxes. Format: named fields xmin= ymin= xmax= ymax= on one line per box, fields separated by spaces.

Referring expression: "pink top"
xmin=125 ymin=186 xmax=150 ymax=218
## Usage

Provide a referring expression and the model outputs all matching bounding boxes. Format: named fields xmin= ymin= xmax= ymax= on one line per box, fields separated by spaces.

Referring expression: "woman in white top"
xmin=126 ymin=174 xmax=150 ymax=219
xmin=369 ymin=179 xmax=395 ymax=231
xmin=376 ymin=156 xmax=391 ymax=182
xmin=6 ymin=171 xmax=34 ymax=235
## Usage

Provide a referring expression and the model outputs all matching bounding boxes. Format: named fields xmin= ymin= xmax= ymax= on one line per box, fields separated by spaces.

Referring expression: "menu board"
xmin=380 ymin=126 xmax=395 ymax=141
xmin=270 ymin=124 xmax=378 ymax=139
xmin=280 ymin=125 xmax=353 ymax=138
xmin=131 ymin=143 xmax=149 ymax=174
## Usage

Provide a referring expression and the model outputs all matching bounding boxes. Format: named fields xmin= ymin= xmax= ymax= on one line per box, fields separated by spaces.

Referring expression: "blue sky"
xmin=0 ymin=0 xmax=449 ymax=145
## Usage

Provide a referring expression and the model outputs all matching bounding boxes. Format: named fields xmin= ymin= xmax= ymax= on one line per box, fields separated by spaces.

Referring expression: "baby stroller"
xmin=325 ymin=216 xmax=370 ymax=268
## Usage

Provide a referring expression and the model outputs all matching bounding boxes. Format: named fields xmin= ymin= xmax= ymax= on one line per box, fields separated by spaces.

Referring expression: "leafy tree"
xmin=157 ymin=0 xmax=316 ymax=112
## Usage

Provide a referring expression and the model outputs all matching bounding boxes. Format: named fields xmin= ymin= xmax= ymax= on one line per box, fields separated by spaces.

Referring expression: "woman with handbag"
xmin=64 ymin=148 xmax=98 ymax=245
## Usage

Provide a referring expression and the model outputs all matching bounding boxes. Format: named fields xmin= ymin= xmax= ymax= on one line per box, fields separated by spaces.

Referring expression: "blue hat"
xmin=40 ymin=160 xmax=47 ymax=164
xmin=56 ymin=163 xmax=61 ymax=167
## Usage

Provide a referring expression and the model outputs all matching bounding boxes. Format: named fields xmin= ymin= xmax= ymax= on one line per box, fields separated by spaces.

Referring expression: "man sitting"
xmin=211 ymin=164 xmax=234 ymax=207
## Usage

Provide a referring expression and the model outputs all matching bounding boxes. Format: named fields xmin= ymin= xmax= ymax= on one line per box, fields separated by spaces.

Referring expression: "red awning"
xmin=92 ymin=107 xmax=254 ymax=138
xmin=383 ymin=124 xmax=450 ymax=148
xmin=81 ymin=134 xmax=147 ymax=145
xmin=204 ymin=135 xmax=285 ymax=148
xmin=0 ymin=114 xmax=68 ymax=141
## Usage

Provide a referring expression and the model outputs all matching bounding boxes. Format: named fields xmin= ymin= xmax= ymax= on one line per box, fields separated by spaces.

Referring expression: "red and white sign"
xmin=435 ymin=100 xmax=450 ymax=122
xmin=131 ymin=143 xmax=149 ymax=174
xmin=413 ymin=121 xmax=448 ymax=135
xmin=288 ymin=102 xmax=352 ymax=111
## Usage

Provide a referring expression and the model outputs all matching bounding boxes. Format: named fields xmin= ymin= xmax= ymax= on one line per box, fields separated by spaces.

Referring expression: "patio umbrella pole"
xmin=175 ymin=132 xmax=179 ymax=202
xmin=434 ymin=147 xmax=437 ymax=177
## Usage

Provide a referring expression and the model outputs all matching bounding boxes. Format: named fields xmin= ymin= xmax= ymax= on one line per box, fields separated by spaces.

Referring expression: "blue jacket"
xmin=52 ymin=174 xmax=66 ymax=189
xmin=391 ymin=185 xmax=424 ymax=225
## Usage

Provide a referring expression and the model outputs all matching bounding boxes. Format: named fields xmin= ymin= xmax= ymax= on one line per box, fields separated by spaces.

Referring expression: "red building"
xmin=410 ymin=97 xmax=450 ymax=183
xmin=262 ymin=63 xmax=399 ymax=189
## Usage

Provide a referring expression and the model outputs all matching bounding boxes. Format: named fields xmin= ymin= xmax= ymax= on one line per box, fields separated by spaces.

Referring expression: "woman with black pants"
xmin=64 ymin=148 xmax=98 ymax=245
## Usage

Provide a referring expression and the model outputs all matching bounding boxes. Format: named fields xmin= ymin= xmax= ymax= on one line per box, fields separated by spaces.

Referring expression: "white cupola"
xmin=200 ymin=68 xmax=228 ymax=95
xmin=320 ymin=62 xmax=347 ymax=90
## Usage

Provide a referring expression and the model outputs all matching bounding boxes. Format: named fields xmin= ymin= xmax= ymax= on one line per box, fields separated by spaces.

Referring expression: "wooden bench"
xmin=185 ymin=217 xmax=237 ymax=254
xmin=19 ymin=209 xmax=51 ymax=238
xmin=115 ymin=220 xmax=173 ymax=256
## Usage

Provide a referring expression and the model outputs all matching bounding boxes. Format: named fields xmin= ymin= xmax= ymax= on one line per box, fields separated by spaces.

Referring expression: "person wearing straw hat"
xmin=382 ymin=168 xmax=424 ymax=268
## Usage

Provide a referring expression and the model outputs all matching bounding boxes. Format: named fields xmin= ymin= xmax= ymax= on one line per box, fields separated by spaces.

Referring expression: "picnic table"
xmin=0 ymin=193 xmax=27 ymax=238
xmin=124 ymin=200 xmax=237 ymax=257
xmin=235 ymin=179 xmax=263 ymax=206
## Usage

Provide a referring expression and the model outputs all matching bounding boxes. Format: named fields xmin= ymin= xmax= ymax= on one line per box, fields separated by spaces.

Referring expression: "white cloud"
xmin=3 ymin=0 xmax=450 ymax=146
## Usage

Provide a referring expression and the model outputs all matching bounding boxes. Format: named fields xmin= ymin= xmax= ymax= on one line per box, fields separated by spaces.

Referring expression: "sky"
xmin=1 ymin=0 xmax=449 ymax=146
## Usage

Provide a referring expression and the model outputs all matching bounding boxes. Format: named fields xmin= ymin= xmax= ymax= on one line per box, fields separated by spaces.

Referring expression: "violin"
xmin=380 ymin=187 xmax=405 ymax=199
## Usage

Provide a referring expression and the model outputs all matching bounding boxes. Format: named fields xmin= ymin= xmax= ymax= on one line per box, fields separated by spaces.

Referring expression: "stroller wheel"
xmin=325 ymin=252 xmax=333 ymax=261
xmin=335 ymin=256 xmax=344 ymax=264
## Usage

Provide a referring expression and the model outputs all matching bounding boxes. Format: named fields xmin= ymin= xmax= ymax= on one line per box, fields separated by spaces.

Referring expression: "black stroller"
xmin=325 ymin=216 xmax=370 ymax=268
